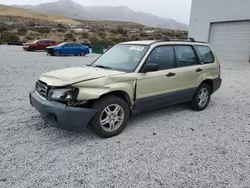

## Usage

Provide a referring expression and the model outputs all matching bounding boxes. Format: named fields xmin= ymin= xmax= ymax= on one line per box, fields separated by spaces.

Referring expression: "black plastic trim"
xmin=211 ymin=77 xmax=222 ymax=93
xmin=133 ymin=88 xmax=197 ymax=113
xmin=29 ymin=92 xmax=97 ymax=132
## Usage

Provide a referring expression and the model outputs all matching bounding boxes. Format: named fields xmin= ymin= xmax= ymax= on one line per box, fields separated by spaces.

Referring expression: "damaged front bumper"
xmin=29 ymin=91 xmax=97 ymax=132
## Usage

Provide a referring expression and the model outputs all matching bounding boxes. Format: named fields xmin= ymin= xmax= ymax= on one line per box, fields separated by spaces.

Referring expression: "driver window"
xmin=146 ymin=46 xmax=175 ymax=70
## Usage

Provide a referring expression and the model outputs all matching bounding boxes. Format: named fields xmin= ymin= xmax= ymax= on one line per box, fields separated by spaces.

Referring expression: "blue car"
xmin=46 ymin=42 xmax=90 ymax=56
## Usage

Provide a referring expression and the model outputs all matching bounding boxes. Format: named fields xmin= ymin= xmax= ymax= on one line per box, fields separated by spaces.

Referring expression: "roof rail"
xmin=150 ymin=37 xmax=207 ymax=45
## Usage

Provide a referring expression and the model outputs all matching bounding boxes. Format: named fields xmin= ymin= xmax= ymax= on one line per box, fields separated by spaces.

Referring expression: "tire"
xmin=29 ymin=47 xmax=36 ymax=52
xmin=54 ymin=51 xmax=60 ymax=56
xmin=189 ymin=83 xmax=211 ymax=111
xmin=90 ymin=95 xmax=130 ymax=138
xmin=80 ymin=51 xmax=86 ymax=56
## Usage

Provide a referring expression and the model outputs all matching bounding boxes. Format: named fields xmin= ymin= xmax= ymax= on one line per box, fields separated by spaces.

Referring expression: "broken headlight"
xmin=48 ymin=88 xmax=78 ymax=102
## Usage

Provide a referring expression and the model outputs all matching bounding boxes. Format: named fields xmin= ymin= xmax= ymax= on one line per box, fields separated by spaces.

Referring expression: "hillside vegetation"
xmin=14 ymin=0 xmax=188 ymax=30
xmin=0 ymin=5 xmax=188 ymax=46
xmin=0 ymin=5 xmax=81 ymax=24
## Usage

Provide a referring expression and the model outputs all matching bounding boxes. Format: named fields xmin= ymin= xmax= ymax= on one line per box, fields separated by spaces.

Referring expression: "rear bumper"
xmin=29 ymin=92 xmax=97 ymax=132
xmin=212 ymin=77 xmax=222 ymax=93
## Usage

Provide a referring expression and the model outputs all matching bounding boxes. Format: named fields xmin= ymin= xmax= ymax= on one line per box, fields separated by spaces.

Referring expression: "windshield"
xmin=33 ymin=40 xmax=39 ymax=44
xmin=91 ymin=44 xmax=149 ymax=72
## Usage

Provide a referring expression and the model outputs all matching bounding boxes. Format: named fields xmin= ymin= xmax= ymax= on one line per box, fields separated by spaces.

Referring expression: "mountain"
xmin=13 ymin=0 xmax=188 ymax=30
xmin=0 ymin=4 xmax=81 ymax=25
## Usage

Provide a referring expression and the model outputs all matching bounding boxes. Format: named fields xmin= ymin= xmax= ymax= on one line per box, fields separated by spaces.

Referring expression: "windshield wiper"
xmin=93 ymin=65 xmax=113 ymax=70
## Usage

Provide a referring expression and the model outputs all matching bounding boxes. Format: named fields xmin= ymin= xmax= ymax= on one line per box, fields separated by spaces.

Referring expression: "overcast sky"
xmin=1 ymin=0 xmax=192 ymax=24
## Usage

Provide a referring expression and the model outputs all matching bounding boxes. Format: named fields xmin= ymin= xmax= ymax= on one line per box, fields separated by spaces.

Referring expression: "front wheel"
xmin=189 ymin=83 xmax=211 ymax=111
xmin=54 ymin=51 xmax=60 ymax=56
xmin=29 ymin=47 xmax=36 ymax=52
xmin=90 ymin=96 xmax=130 ymax=138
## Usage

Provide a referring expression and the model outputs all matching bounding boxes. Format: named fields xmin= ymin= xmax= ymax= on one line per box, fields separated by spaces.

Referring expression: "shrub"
xmin=24 ymin=32 xmax=40 ymax=41
xmin=0 ymin=24 xmax=10 ymax=32
xmin=57 ymin=28 xmax=67 ymax=33
xmin=34 ymin=27 xmax=50 ymax=34
xmin=64 ymin=33 xmax=74 ymax=39
xmin=116 ymin=26 xmax=127 ymax=36
xmin=17 ymin=27 xmax=28 ymax=35
xmin=81 ymin=31 xmax=89 ymax=39
xmin=89 ymin=34 xmax=102 ymax=43
xmin=0 ymin=31 xmax=20 ymax=42
xmin=26 ymin=22 xmax=36 ymax=27
xmin=57 ymin=23 xmax=66 ymax=28
xmin=98 ymin=31 xmax=106 ymax=38
xmin=100 ymin=38 xmax=115 ymax=48
xmin=24 ymin=35 xmax=35 ymax=41
xmin=139 ymin=31 xmax=147 ymax=38
xmin=129 ymin=34 xmax=140 ymax=41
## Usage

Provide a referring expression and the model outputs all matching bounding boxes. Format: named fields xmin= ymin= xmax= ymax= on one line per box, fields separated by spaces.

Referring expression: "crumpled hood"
xmin=39 ymin=66 xmax=125 ymax=86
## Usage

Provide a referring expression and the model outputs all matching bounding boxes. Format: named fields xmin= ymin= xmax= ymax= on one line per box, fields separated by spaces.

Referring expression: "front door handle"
xmin=196 ymin=68 xmax=203 ymax=72
xmin=166 ymin=72 xmax=176 ymax=77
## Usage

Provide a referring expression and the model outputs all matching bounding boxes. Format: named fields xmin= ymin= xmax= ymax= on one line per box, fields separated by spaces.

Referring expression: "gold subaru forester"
xmin=29 ymin=37 xmax=222 ymax=138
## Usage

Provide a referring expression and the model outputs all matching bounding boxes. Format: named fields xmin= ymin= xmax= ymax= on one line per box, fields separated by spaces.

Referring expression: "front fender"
xmin=74 ymin=81 xmax=136 ymax=104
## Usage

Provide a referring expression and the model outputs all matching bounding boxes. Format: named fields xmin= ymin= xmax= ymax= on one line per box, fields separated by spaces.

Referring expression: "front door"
xmin=61 ymin=43 xmax=74 ymax=55
xmin=135 ymin=45 xmax=179 ymax=111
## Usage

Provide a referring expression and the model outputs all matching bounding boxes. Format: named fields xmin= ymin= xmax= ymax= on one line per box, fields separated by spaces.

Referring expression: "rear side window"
xmin=196 ymin=45 xmax=215 ymax=63
xmin=64 ymin=43 xmax=73 ymax=47
xmin=74 ymin=43 xmax=82 ymax=47
xmin=174 ymin=46 xmax=198 ymax=67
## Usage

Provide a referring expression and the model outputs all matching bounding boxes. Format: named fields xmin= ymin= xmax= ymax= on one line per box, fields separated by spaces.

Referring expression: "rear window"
xmin=196 ymin=45 xmax=215 ymax=63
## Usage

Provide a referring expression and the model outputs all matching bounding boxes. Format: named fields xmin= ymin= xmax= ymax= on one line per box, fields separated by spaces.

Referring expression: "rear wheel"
xmin=90 ymin=95 xmax=130 ymax=138
xmin=80 ymin=51 xmax=86 ymax=56
xmin=54 ymin=51 xmax=60 ymax=56
xmin=189 ymin=83 xmax=211 ymax=111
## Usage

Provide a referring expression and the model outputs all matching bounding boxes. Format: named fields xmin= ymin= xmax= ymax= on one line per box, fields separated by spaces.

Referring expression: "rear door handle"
xmin=166 ymin=72 xmax=176 ymax=77
xmin=196 ymin=68 xmax=203 ymax=72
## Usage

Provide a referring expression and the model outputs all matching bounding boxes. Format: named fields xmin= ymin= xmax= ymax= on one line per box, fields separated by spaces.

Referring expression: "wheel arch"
xmin=98 ymin=90 xmax=132 ymax=107
xmin=200 ymin=79 xmax=214 ymax=92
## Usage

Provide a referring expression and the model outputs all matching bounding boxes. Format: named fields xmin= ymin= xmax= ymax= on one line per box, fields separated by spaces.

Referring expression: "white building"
xmin=189 ymin=0 xmax=250 ymax=63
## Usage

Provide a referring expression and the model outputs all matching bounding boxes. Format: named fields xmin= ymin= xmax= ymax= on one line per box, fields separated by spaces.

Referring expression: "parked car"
xmin=29 ymin=37 xmax=222 ymax=138
xmin=46 ymin=42 xmax=90 ymax=56
xmin=23 ymin=39 xmax=57 ymax=51
xmin=7 ymin=36 xmax=23 ymax=46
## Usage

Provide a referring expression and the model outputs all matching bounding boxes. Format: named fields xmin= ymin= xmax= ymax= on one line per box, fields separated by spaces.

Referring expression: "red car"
xmin=23 ymin=39 xmax=57 ymax=51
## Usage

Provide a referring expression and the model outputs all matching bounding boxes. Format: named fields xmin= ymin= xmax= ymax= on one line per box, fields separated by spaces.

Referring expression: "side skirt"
xmin=132 ymin=88 xmax=197 ymax=114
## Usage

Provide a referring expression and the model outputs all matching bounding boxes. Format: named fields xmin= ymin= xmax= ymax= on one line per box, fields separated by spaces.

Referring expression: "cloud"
xmin=1 ymin=0 xmax=192 ymax=24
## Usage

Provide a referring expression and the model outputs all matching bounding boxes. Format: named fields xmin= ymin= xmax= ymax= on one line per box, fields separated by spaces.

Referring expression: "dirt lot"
xmin=1 ymin=45 xmax=250 ymax=188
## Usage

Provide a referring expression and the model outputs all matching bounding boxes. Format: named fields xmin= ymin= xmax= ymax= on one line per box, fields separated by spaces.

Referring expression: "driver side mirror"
xmin=141 ymin=63 xmax=159 ymax=73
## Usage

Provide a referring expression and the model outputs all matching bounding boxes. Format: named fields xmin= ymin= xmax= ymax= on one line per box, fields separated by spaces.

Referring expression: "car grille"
xmin=35 ymin=80 xmax=48 ymax=99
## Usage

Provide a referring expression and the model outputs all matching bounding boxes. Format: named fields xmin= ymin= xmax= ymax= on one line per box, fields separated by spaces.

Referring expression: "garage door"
xmin=209 ymin=21 xmax=250 ymax=63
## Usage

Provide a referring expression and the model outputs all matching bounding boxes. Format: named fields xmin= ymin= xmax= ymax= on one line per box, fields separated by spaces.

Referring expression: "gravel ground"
xmin=1 ymin=45 xmax=250 ymax=188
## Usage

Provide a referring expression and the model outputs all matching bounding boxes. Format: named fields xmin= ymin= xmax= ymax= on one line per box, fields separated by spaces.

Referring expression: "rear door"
xmin=38 ymin=40 xmax=49 ymax=50
xmin=73 ymin=43 xmax=82 ymax=54
xmin=173 ymin=45 xmax=204 ymax=94
xmin=135 ymin=45 xmax=179 ymax=111
xmin=36 ymin=40 xmax=43 ymax=50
